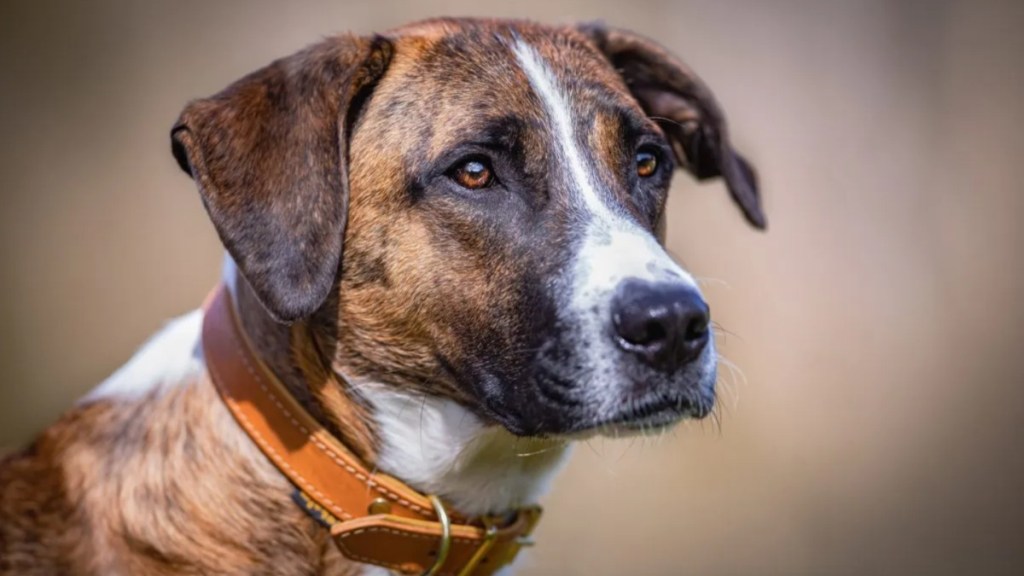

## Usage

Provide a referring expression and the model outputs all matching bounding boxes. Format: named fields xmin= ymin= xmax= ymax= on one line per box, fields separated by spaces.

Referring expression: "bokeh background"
xmin=2 ymin=1 xmax=1023 ymax=574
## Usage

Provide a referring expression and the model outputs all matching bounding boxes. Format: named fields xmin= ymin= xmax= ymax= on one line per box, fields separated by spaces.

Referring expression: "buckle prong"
xmin=457 ymin=518 xmax=499 ymax=576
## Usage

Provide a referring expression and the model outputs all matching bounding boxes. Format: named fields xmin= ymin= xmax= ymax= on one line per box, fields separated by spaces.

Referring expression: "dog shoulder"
xmin=1 ymin=310 xmax=342 ymax=575
xmin=1 ymin=311 xmax=204 ymax=573
xmin=0 ymin=402 xmax=112 ymax=574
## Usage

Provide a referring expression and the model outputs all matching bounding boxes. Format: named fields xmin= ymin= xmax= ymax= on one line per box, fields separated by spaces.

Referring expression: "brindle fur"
xmin=0 ymin=18 xmax=762 ymax=575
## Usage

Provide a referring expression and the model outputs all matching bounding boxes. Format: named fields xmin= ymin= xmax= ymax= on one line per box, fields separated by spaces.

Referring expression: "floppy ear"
xmin=578 ymin=23 xmax=766 ymax=229
xmin=171 ymin=35 xmax=393 ymax=322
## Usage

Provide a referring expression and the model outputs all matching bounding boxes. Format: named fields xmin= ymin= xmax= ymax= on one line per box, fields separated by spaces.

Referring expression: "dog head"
xmin=172 ymin=19 xmax=764 ymax=438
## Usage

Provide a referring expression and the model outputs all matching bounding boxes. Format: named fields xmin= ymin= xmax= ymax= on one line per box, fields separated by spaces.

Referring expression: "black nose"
xmin=611 ymin=279 xmax=710 ymax=373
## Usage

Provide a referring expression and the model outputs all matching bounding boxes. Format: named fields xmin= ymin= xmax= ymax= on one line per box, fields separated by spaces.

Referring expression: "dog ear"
xmin=171 ymin=36 xmax=393 ymax=322
xmin=578 ymin=23 xmax=766 ymax=229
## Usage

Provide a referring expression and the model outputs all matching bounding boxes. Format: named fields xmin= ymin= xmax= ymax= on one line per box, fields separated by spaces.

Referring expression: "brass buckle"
xmin=422 ymin=501 xmax=541 ymax=576
xmin=422 ymin=495 xmax=452 ymax=576
xmin=457 ymin=518 xmax=499 ymax=576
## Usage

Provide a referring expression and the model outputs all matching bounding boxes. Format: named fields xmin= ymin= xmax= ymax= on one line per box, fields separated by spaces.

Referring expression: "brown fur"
xmin=0 ymin=377 xmax=356 ymax=575
xmin=1 ymin=17 xmax=761 ymax=574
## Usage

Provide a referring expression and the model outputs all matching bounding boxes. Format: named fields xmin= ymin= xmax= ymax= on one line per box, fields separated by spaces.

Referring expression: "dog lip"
xmin=613 ymin=394 xmax=704 ymax=424
xmin=571 ymin=392 xmax=713 ymax=435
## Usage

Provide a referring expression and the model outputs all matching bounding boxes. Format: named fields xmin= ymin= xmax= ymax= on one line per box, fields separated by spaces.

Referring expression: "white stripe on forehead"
xmin=512 ymin=38 xmax=698 ymax=297
xmin=512 ymin=40 xmax=615 ymax=224
xmin=512 ymin=38 xmax=707 ymax=417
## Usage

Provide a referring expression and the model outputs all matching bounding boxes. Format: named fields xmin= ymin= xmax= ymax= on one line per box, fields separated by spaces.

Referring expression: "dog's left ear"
xmin=578 ymin=23 xmax=766 ymax=229
xmin=171 ymin=35 xmax=393 ymax=322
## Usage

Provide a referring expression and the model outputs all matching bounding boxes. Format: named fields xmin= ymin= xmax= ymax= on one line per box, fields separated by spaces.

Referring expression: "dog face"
xmin=172 ymin=19 xmax=764 ymax=438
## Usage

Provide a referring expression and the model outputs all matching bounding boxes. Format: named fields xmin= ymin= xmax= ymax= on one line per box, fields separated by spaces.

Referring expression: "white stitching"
xmin=336 ymin=526 xmax=478 ymax=544
xmin=209 ymin=292 xmax=523 ymax=574
xmin=214 ymin=298 xmax=431 ymax=516
xmin=207 ymin=358 xmax=355 ymax=521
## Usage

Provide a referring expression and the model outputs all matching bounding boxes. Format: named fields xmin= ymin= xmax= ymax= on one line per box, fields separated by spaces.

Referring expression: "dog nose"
xmin=611 ymin=279 xmax=710 ymax=373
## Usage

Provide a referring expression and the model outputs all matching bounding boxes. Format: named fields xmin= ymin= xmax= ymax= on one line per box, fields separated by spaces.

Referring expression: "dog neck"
xmin=223 ymin=257 xmax=571 ymax=517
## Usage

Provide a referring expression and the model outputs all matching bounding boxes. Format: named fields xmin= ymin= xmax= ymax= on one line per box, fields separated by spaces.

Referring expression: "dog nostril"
xmin=683 ymin=310 xmax=710 ymax=343
xmin=645 ymin=320 xmax=668 ymax=345
xmin=613 ymin=311 xmax=669 ymax=347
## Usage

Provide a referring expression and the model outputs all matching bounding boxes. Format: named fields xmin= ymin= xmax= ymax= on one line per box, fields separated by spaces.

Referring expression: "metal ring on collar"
xmin=422 ymin=495 xmax=452 ymax=576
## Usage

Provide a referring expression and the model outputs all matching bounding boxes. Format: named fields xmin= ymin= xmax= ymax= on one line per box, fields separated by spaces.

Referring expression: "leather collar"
xmin=202 ymin=284 xmax=541 ymax=576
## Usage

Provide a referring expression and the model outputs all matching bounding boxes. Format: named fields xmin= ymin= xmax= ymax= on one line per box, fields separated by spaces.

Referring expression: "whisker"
xmin=715 ymin=366 xmax=739 ymax=414
xmin=710 ymin=404 xmax=723 ymax=436
xmin=711 ymin=321 xmax=744 ymax=342
xmin=515 ymin=441 xmax=567 ymax=458
xmin=716 ymin=353 xmax=749 ymax=401
xmin=614 ymin=436 xmax=637 ymax=464
xmin=693 ymin=277 xmax=734 ymax=290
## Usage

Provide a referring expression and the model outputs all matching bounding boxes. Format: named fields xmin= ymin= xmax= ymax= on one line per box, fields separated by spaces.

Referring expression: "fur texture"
xmin=0 ymin=18 xmax=762 ymax=575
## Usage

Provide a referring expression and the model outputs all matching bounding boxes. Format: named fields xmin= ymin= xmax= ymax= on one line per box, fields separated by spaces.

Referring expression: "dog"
xmin=0 ymin=17 xmax=764 ymax=576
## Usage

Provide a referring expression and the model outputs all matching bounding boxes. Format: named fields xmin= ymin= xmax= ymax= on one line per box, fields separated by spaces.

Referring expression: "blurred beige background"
xmin=2 ymin=0 xmax=1023 ymax=574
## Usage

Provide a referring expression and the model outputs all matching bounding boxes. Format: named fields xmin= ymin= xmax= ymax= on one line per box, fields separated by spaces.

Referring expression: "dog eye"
xmin=636 ymin=147 xmax=660 ymax=178
xmin=449 ymin=158 xmax=495 ymax=190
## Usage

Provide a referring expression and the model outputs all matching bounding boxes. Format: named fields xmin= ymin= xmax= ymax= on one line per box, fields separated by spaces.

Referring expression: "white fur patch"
xmin=81 ymin=309 xmax=204 ymax=403
xmin=358 ymin=381 xmax=570 ymax=517
xmin=513 ymin=41 xmax=610 ymax=222
xmin=512 ymin=40 xmax=708 ymax=414
xmin=511 ymin=40 xmax=698 ymax=288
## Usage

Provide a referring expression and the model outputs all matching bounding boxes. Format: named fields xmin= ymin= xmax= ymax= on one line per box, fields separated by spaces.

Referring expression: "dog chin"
xmin=568 ymin=395 xmax=713 ymax=440
xmin=515 ymin=378 xmax=715 ymax=441
xmin=570 ymin=363 xmax=718 ymax=439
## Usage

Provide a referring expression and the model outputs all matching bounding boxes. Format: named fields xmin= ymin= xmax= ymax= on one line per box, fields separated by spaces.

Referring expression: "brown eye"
xmin=636 ymin=148 xmax=659 ymax=178
xmin=450 ymin=158 xmax=494 ymax=190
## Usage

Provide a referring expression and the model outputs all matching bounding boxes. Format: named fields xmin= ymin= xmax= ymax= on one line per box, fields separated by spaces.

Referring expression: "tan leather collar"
xmin=202 ymin=284 xmax=541 ymax=576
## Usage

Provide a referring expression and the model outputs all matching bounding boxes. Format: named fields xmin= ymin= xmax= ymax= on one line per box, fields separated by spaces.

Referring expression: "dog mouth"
xmin=614 ymin=391 xmax=712 ymax=424
xmin=561 ymin=387 xmax=712 ymax=436
xmin=463 ymin=337 xmax=718 ymax=438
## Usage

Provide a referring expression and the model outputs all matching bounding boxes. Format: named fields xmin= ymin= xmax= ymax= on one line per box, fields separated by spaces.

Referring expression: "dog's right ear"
xmin=171 ymin=36 xmax=392 ymax=322
xmin=578 ymin=23 xmax=766 ymax=230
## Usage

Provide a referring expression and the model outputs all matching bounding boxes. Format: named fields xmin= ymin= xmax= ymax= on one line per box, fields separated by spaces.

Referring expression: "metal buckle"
xmin=422 ymin=495 xmax=452 ymax=576
xmin=456 ymin=518 xmax=499 ymax=576
xmin=422 ymin=500 xmax=541 ymax=576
